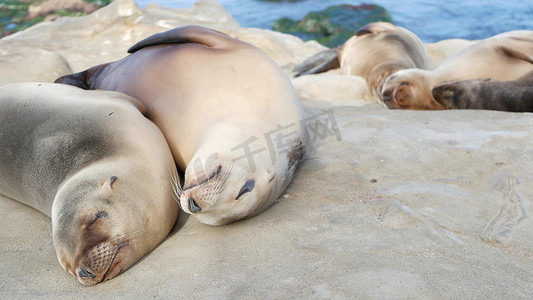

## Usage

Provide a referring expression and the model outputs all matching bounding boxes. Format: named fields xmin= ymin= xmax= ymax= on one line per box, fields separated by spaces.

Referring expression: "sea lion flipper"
xmin=55 ymin=70 xmax=90 ymax=90
xmin=293 ymin=48 xmax=340 ymax=77
xmin=128 ymin=25 xmax=230 ymax=53
xmin=55 ymin=63 xmax=111 ymax=90
xmin=499 ymin=45 xmax=533 ymax=65
xmin=497 ymin=35 xmax=533 ymax=64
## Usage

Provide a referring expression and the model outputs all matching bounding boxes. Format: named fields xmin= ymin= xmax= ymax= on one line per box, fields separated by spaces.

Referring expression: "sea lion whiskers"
xmin=81 ymin=233 xmax=129 ymax=283
xmin=182 ymin=164 xmax=222 ymax=191
xmin=99 ymin=234 xmax=129 ymax=282
xmin=170 ymin=167 xmax=182 ymax=204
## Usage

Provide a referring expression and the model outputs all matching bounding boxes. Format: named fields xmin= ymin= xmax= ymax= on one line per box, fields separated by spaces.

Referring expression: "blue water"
xmin=135 ymin=0 xmax=533 ymax=43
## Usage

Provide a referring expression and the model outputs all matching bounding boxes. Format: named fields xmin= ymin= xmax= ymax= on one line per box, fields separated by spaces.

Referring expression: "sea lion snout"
xmin=77 ymin=265 xmax=95 ymax=279
xmin=380 ymin=81 xmax=406 ymax=109
xmin=188 ymin=197 xmax=202 ymax=213
xmin=73 ymin=234 xmax=129 ymax=285
xmin=432 ymin=83 xmax=457 ymax=109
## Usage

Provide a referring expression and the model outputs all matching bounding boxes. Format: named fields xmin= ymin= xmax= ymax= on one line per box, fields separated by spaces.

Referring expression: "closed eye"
xmin=235 ymin=179 xmax=255 ymax=200
xmin=87 ymin=211 xmax=108 ymax=228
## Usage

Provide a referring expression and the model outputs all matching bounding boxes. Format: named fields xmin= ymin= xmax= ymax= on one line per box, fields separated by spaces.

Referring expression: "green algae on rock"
xmin=272 ymin=4 xmax=393 ymax=47
xmin=0 ymin=0 xmax=113 ymax=38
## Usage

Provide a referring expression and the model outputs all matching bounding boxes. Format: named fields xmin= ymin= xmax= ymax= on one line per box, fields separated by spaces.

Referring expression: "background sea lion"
xmin=381 ymin=30 xmax=533 ymax=110
xmin=0 ymin=83 xmax=178 ymax=285
xmin=338 ymin=22 xmax=427 ymax=100
xmin=432 ymin=70 xmax=533 ymax=111
xmin=293 ymin=22 xmax=427 ymax=101
xmin=55 ymin=25 xmax=306 ymax=226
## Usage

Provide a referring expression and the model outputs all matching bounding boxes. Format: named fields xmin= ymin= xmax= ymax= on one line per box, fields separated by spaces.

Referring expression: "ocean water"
xmin=135 ymin=0 xmax=533 ymax=43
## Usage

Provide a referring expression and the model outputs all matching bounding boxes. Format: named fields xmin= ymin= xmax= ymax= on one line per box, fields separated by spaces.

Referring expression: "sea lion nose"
xmin=188 ymin=197 xmax=202 ymax=213
xmin=78 ymin=266 xmax=95 ymax=279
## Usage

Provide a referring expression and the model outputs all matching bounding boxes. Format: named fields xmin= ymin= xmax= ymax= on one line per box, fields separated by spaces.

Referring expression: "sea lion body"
xmin=293 ymin=22 xmax=427 ymax=101
xmin=56 ymin=25 xmax=306 ymax=226
xmin=381 ymin=30 xmax=533 ymax=110
xmin=0 ymin=83 xmax=178 ymax=285
xmin=432 ymin=70 xmax=533 ymax=111
xmin=339 ymin=22 xmax=427 ymax=99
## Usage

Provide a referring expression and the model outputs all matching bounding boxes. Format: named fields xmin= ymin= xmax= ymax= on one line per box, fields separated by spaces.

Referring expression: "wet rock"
xmin=27 ymin=0 xmax=99 ymax=19
xmin=0 ymin=0 xmax=112 ymax=38
xmin=272 ymin=4 xmax=392 ymax=47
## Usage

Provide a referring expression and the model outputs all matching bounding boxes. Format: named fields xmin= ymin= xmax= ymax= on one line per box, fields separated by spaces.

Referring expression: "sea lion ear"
xmin=102 ymin=176 xmax=118 ymax=189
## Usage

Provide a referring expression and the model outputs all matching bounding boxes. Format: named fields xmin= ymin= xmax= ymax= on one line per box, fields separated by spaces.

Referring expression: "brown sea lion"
xmin=432 ymin=70 xmax=533 ymax=112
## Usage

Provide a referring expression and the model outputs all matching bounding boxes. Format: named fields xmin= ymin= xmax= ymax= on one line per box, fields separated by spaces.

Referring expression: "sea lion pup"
xmin=381 ymin=30 xmax=533 ymax=110
xmin=293 ymin=22 xmax=427 ymax=100
xmin=432 ymin=70 xmax=533 ymax=112
xmin=0 ymin=83 xmax=178 ymax=285
xmin=55 ymin=25 xmax=306 ymax=226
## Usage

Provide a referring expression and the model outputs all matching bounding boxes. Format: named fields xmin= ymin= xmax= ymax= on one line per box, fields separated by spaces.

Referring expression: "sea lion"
xmin=338 ymin=22 xmax=427 ymax=100
xmin=0 ymin=82 xmax=178 ymax=285
xmin=381 ymin=30 xmax=533 ymax=110
xmin=432 ymin=70 xmax=533 ymax=112
xmin=55 ymin=25 xmax=306 ymax=226
xmin=293 ymin=22 xmax=427 ymax=101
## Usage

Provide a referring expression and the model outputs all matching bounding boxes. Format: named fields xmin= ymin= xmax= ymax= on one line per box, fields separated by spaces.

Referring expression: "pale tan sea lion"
xmin=55 ymin=25 xmax=306 ymax=226
xmin=0 ymin=83 xmax=178 ymax=285
xmin=432 ymin=70 xmax=533 ymax=112
xmin=338 ymin=22 xmax=427 ymax=99
xmin=293 ymin=22 xmax=427 ymax=101
xmin=381 ymin=30 xmax=533 ymax=110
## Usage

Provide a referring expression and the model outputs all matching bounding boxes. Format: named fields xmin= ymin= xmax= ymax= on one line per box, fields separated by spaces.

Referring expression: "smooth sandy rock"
xmin=0 ymin=45 xmax=71 ymax=85
xmin=142 ymin=0 xmax=240 ymax=30
xmin=292 ymin=73 xmax=377 ymax=106
xmin=0 ymin=0 xmax=325 ymax=79
xmin=232 ymin=28 xmax=326 ymax=72
xmin=1 ymin=106 xmax=532 ymax=298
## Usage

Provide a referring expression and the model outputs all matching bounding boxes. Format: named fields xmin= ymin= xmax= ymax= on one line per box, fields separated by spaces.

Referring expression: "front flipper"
xmin=497 ymin=35 xmax=533 ymax=64
xmin=127 ymin=25 xmax=233 ymax=53
xmin=55 ymin=63 xmax=111 ymax=90
xmin=292 ymin=48 xmax=340 ymax=77
xmin=55 ymin=70 xmax=90 ymax=90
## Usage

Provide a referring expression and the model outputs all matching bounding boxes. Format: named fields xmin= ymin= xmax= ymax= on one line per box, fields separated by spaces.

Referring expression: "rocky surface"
xmin=0 ymin=0 xmax=111 ymax=37
xmin=1 ymin=0 xmax=532 ymax=298
xmin=272 ymin=4 xmax=392 ymax=47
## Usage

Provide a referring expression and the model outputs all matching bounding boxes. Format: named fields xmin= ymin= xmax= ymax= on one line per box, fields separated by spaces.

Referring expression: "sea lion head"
xmin=380 ymin=69 xmax=446 ymax=110
xmin=432 ymin=79 xmax=490 ymax=109
xmin=177 ymin=127 xmax=304 ymax=226
xmin=51 ymin=163 xmax=177 ymax=285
